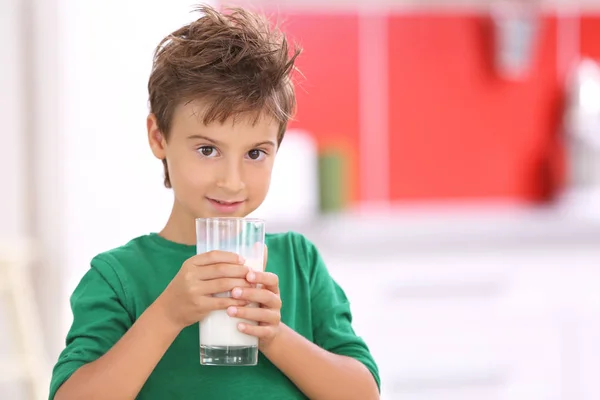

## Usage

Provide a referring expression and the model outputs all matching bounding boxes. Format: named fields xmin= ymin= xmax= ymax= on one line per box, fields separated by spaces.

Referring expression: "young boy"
xmin=49 ymin=4 xmax=380 ymax=400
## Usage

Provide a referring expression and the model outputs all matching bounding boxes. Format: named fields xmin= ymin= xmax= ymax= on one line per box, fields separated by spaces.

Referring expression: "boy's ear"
xmin=147 ymin=113 xmax=167 ymax=160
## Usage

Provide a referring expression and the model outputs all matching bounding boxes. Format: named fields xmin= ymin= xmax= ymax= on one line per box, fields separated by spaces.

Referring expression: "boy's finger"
xmin=227 ymin=306 xmax=279 ymax=325
xmin=246 ymin=271 xmax=279 ymax=293
xmin=191 ymin=250 xmax=244 ymax=267
xmin=206 ymin=297 xmax=249 ymax=311
xmin=196 ymin=263 xmax=249 ymax=280
xmin=231 ymin=287 xmax=281 ymax=309
xmin=237 ymin=323 xmax=274 ymax=339
xmin=203 ymin=278 xmax=252 ymax=295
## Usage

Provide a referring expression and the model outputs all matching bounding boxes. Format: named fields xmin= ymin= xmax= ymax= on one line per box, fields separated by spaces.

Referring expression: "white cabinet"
xmin=323 ymin=254 xmax=566 ymax=400
xmin=289 ymin=209 xmax=600 ymax=400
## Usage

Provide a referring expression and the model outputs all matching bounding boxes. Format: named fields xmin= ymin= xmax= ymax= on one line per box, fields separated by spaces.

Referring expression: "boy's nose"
xmin=216 ymin=162 xmax=245 ymax=193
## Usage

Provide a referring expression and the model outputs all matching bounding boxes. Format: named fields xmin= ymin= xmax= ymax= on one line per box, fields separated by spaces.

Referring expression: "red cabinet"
xmin=273 ymin=10 xmax=566 ymax=205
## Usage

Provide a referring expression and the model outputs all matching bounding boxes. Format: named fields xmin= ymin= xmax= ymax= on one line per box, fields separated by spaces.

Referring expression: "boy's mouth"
xmin=208 ymin=198 xmax=244 ymax=205
xmin=206 ymin=198 xmax=246 ymax=213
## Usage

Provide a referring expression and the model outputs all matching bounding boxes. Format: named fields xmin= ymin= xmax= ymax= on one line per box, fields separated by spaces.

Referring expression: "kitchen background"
xmin=2 ymin=0 xmax=600 ymax=399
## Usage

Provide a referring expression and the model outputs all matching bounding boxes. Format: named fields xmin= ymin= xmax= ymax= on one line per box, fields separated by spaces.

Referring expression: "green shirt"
xmin=49 ymin=231 xmax=380 ymax=399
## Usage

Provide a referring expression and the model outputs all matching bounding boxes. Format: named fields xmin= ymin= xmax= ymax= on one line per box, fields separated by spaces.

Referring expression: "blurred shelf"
xmin=266 ymin=202 xmax=600 ymax=255
xmin=386 ymin=366 xmax=508 ymax=394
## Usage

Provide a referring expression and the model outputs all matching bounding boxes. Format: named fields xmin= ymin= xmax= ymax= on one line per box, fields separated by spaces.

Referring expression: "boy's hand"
xmin=226 ymin=246 xmax=283 ymax=350
xmin=155 ymin=250 xmax=252 ymax=331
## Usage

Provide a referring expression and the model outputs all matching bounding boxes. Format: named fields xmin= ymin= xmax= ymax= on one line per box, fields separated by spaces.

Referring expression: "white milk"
xmin=200 ymin=258 xmax=264 ymax=347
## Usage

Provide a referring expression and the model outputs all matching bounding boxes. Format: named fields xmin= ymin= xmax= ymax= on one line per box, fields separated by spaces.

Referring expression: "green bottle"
xmin=318 ymin=149 xmax=348 ymax=213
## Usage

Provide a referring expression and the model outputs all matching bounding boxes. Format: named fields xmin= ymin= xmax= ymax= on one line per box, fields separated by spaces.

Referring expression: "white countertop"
xmin=266 ymin=202 xmax=600 ymax=255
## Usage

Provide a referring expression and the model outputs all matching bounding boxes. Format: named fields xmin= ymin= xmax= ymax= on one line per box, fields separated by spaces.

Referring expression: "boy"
xmin=49 ymin=4 xmax=380 ymax=400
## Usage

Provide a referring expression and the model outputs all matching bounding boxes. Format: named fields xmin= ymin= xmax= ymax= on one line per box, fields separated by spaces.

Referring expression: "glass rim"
xmin=195 ymin=217 xmax=265 ymax=224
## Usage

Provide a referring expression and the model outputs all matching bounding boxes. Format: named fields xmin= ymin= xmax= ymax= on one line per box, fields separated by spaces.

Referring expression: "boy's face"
xmin=148 ymin=100 xmax=278 ymax=219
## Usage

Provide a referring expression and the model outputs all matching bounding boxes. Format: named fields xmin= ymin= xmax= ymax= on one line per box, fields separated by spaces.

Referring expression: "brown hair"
xmin=148 ymin=4 xmax=301 ymax=188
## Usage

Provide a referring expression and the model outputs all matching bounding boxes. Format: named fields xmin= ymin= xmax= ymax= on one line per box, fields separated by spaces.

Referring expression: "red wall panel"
xmin=388 ymin=14 xmax=563 ymax=203
xmin=269 ymin=11 xmax=567 ymax=205
xmin=581 ymin=15 xmax=600 ymax=59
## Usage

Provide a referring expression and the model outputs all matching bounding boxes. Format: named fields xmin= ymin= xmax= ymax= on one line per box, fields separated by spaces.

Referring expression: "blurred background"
xmin=2 ymin=0 xmax=600 ymax=399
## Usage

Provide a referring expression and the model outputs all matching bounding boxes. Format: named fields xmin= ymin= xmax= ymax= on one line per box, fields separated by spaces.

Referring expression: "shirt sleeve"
xmin=49 ymin=257 xmax=133 ymax=399
xmin=296 ymin=233 xmax=381 ymax=392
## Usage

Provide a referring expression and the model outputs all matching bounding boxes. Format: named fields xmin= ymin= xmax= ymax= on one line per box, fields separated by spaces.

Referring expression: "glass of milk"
xmin=196 ymin=217 xmax=266 ymax=366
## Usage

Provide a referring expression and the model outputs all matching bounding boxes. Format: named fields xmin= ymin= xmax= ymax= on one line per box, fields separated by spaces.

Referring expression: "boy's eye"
xmin=247 ymin=149 xmax=266 ymax=160
xmin=198 ymin=146 xmax=217 ymax=157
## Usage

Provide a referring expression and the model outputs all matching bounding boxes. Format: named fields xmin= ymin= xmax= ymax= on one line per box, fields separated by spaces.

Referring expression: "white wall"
xmin=31 ymin=0 xmax=215 ymax=361
xmin=0 ymin=0 xmax=27 ymax=238
xmin=0 ymin=0 xmax=30 ymax=397
xmin=1 ymin=2 xmax=218 ymax=396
